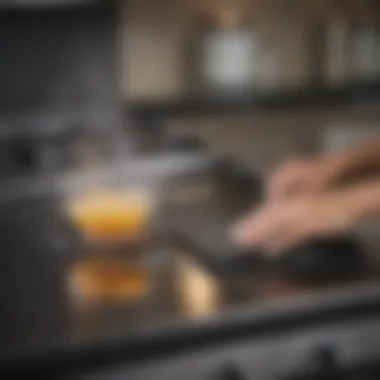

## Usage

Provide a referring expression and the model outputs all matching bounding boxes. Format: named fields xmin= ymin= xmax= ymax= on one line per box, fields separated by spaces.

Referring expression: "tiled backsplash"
xmin=166 ymin=107 xmax=380 ymax=175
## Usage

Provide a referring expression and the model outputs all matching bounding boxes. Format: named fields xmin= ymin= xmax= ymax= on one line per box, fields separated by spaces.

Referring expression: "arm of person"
xmin=318 ymin=138 xmax=380 ymax=187
xmin=232 ymin=180 xmax=380 ymax=254
xmin=266 ymin=138 xmax=380 ymax=201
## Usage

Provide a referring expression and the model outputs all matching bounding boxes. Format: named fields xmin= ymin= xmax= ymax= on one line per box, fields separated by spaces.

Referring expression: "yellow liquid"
xmin=70 ymin=259 xmax=150 ymax=302
xmin=68 ymin=191 xmax=150 ymax=243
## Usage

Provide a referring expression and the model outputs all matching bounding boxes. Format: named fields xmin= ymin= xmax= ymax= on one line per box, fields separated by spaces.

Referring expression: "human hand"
xmin=267 ymin=157 xmax=339 ymax=201
xmin=231 ymin=191 xmax=364 ymax=255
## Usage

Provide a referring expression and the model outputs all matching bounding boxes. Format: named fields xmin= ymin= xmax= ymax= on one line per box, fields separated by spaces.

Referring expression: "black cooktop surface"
xmin=0 ymin=189 xmax=378 ymax=378
xmin=164 ymin=201 xmax=371 ymax=282
xmin=0 ymin=164 xmax=379 ymax=377
xmin=0 ymin=189 xmax=379 ymax=357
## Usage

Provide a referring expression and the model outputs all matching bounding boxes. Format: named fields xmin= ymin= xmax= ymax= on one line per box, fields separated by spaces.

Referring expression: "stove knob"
xmin=211 ymin=363 xmax=245 ymax=380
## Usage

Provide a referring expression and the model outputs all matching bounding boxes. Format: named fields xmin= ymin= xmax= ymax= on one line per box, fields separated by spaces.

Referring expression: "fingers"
xmin=267 ymin=170 xmax=291 ymax=201
xmin=266 ymin=161 xmax=310 ymax=201
xmin=231 ymin=157 xmax=334 ymax=255
xmin=231 ymin=199 xmax=314 ymax=255
xmin=231 ymin=204 xmax=274 ymax=246
xmin=231 ymin=202 xmax=293 ymax=253
xmin=268 ymin=178 xmax=304 ymax=201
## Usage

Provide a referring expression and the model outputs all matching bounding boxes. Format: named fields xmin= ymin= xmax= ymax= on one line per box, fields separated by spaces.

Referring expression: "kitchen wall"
xmin=122 ymin=0 xmax=380 ymax=173
xmin=166 ymin=107 xmax=380 ymax=174
xmin=122 ymin=0 xmax=189 ymax=100
xmin=122 ymin=0 xmax=323 ymax=100
xmin=122 ymin=0 xmax=380 ymax=97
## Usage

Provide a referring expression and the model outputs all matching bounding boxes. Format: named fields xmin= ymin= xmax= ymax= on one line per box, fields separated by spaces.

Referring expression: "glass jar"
xmin=60 ymin=166 xmax=159 ymax=308
xmin=66 ymin=187 xmax=153 ymax=247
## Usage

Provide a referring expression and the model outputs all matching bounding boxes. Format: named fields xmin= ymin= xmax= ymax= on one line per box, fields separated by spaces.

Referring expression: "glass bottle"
xmin=200 ymin=5 xmax=256 ymax=95
xmin=348 ymin=0 xmax=380 ymax=82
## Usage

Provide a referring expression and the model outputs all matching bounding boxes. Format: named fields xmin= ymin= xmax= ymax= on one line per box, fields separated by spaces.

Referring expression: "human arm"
xmin=232 ymin=180 xmax=380 ymax=254
xmin=268 ymin=138 xmax=380 ymax=200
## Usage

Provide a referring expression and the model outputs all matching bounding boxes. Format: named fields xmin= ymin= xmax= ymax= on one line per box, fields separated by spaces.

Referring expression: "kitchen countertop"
xmin=1 ymin=166 xmax=380 ymax=376
xmin=1 ymin=192 xmax=380 ymax=376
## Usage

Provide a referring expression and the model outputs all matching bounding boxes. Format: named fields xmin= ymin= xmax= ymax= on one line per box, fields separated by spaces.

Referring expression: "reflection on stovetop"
xmin=2 ymin=184 xmax=380 ymax=378
xmin=70 ymin=247 xmax=380 ymax=337
xmin=0 ymin=151 xmax=380 ymax=370
xmin=64 ymin=192 xmax=380 ymax=346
